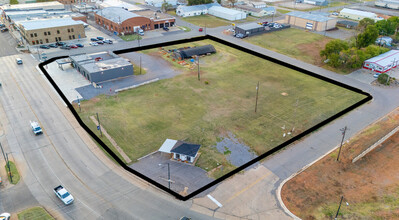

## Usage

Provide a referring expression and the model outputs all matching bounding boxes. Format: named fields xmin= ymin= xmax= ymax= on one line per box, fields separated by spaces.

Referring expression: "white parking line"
xmin=207 ymin=194 xmax=223 ymax=208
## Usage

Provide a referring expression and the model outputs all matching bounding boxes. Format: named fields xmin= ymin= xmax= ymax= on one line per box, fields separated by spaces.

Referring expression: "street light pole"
xmin=5 ymin=152 xmax=12 ymax=183
xmin=197 ymin=56 xmax=200 ymax=81
xmin=255 ymin=81 xmax=259 ymax=113
xmin=334 ymin=196 xmax=344 ymax=219
xmin=96 ymin=112 xmax=103 ymax=137
xmin=167 ymin=163 xmax=170 ymax=190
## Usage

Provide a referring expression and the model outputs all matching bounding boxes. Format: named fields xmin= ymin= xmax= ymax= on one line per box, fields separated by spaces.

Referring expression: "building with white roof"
xmin=18 ymin=18 xmax=85 ymax=45
xmin=285 ymin=11 xmax=336 ymax=31
xmin=176 ymin=3 xmax=220 ymax=17
xmin=375 ymin=0 xmax=399 ymax=9
xmin=1 ymin=1 xmax=64 ymax=11
xmin=96 ymin=0 xmax=148 ymax=12
xmin=235 ymin=5 xmax=275 ymax=17
xmin=339 ymin=8 xmax=384 ymax=21
xmin=208 ymin=6 xmax=246 ymax=21
xmin=363 ymin=50 xmax=399 ymax=73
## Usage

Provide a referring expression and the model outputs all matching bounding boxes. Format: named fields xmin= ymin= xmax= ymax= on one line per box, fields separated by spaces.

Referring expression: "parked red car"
xmin=70 ymin=44 xmax=78 ymax=49
xmin=199 ymin=27 xmax=203 ymax=32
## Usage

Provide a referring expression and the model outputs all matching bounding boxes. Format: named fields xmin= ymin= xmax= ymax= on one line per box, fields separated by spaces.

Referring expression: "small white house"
xmin=176 ymin=3 xmax=220 ymax=17
xmin=208 ymin=6 xmax=247 ymax=21
xmin=158 ymin=139 xmax=201 ymax=163
xmin=145 ymin=0 xmax=177 ymax=7
xmin=251 ymin=1 xmax=267 ymax=8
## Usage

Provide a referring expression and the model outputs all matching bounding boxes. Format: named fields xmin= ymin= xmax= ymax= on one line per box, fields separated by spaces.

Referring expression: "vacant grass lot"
xmin=5 ymin=161 xmax=20 ymax=184
xmin=244 ymin=28 xmax=332 ymax=65
xmin=78 ymin=40 xmax=365 ymax=177
xmin=18 ymin=207 xmax=54 ymax=220
xmin=120 ymin=34 xmax=142 ymax=41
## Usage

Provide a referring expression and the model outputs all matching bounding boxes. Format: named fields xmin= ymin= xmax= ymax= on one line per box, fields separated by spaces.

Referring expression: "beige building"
xmin=285 ymin=11 xmax=337 ymax=31
xmin=339 ymin=8 xmax=383 ymax=22
xmin=1 ymin=1 xmax=64 ymax=11
xmin=18 ymin=18 xmax=86 ymax=45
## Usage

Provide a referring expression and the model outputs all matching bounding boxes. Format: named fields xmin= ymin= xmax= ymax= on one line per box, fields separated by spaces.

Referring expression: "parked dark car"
xmin=48 ymin=43 xmax=58 ymax=48
xmin=97 ymin=41 xmax=104 ymax=44
xmin=1 ymin=28 xmax=8 ymax=32
xmin=96 ymin=36 xmax=104 ymax=40
xmin=104 ymin=39 xmax=113 ymax=44
xmin=39 ymin=45 xmax=50 ymax=49
xmin=0 ymin=24 xmax=5 ymax=28
xmin=60 ymin=45 xmax=71 ymax=50
xmin=163 ymin=26 xmax=169 ymax=31
xmin=56 ymin=41 xmax=66 ymax=46
xmin=90 ymin=38 xmax=99 ymax=41
xmin=75 ymin=43 xmax=84 ymax=47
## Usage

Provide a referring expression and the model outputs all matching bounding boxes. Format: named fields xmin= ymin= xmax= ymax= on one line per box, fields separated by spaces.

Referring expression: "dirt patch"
xmin=281 ymin=107 xmax=399 ymax=219
xmin=296 ymin=38 xmax=332 ymax=66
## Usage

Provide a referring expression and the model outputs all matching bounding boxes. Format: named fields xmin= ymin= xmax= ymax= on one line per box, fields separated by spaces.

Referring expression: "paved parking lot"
xmin=130 ymin=152 xmax=214 ymax=196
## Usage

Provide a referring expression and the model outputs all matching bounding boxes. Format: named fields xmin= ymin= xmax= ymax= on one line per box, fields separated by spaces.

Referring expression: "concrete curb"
xmin=115 ymin=78 xmax=159 ymax=93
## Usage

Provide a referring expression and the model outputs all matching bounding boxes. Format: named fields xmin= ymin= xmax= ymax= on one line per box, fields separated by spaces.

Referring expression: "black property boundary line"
xmin=38 ymin=35 xmax=372 ymax=201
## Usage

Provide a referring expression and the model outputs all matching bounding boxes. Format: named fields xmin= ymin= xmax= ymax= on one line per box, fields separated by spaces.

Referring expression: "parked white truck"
xmin=53 ymin=185 xmax=74 ymax=205
xmin=30 ymin=121 xmax=42 ymax=135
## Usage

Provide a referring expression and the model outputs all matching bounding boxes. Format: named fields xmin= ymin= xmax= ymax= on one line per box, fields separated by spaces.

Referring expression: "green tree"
xmin=320 ymin=39 xmax=349 ymax=59
xmin=376 ymin=19 xmax=396 ymax=36
xmin=161 ymin=0 xmax=172 ymax=12
xmin=187 ymin=0 xmax=212 ymax=5
xmin=327 ymin=53 xmax=342 ymax=68
xmin=388 ymin=16 xmax=399 ymax=34
xmin=227 ymin=0 xmax=238 ymax=6
xmin=377 ymin=73 xmax=389 ymax=85
xmin=358 ymin=18 xmax=375 ymax=32
xmin=356 ymin=25 xmax=379 ymax=48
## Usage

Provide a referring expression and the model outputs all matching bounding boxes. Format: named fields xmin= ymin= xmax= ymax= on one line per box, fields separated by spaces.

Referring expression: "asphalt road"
xmin=0 ymin=31 xmax=19 ymax=57
xmin=0 ymin=54 xmax=215 ymax=219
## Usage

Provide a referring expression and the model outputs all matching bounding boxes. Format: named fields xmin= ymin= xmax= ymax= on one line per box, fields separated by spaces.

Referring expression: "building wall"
xmin=173 ymin=153 xmax=194 ymax=163
xmin=285 ymin=15 xmax=336 ymax=31
xmin=72 ymin=15 xmax=87 ymax=23
xmin=177 ymin=9 xmax=207 ymax=17
xmin=208 ymin=8 xmax=246 ymax=21
xmin=89 ymin=65 xmax=133 ymax=83
xmin=95 ymin=13 xmax=175 ymax=34
xmin=21 ymin=23 xmax=85 ymax=45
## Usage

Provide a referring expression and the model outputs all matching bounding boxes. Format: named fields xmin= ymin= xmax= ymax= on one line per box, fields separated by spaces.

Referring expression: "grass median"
xmin=5 ymin=161 xmax=20 ymax=185
xmin=18 ymin=207 xmax=54 ymax=220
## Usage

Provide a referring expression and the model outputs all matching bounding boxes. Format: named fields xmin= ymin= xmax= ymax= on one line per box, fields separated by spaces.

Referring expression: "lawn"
xmin=5 ymin=161 xmax=20 ymax=184
xmin=277 ymin=9 xmax=291 ymax=14
xmin=181 ymin=14 xmax=257 ymax=28
xmin=77 ymin=40 xmax=366 ymax=178
xmin=120 ymin=34 xmax=142 ymax=41
xmin=18 ymin=207 xmax=54 ymax=220
xmin=244 ymin=28 xmax=332 ymax=65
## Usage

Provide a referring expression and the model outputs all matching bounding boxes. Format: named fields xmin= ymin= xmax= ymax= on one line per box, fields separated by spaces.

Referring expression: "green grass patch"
xmin=132 ymin=60 xmax=147 ymax=75
xmin=10 ymin=0 xmax=18 ymax=4
xmin=18 ymin=206 xmax=54 ymax=220
xmin=277 ymin=9 xmax=291 ymax=14
xmin=244 ymin=28 xmax=331 ymax=64
xmin=5 ymin=161 xmax=20 ymax=184
xmin=120 ymin=34 xmax=142 ymax=41
xmin=78 ymin=39 xmax=366 ymax=177
xmin=181 ymin=14 xmax=256 ymax=28
xmin=178 ymin=26 xmax=192 ymax=32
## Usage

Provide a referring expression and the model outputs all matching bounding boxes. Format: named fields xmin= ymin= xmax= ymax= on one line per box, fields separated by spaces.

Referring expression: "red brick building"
xmin=94 ymin=7 xmax=175 ymax=34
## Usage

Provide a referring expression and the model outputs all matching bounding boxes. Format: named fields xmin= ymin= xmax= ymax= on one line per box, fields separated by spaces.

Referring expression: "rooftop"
xmin=19 ymin=18 xmax=83 ymax=30
xmin=170 ymin=141 xmax=201 ymax=157
xmin=97 ymin=0 xmax=148 ymax=12
xmin=81 ymin=57 xmax=132 ymax=73
xmin=177 ymin=3 xmax=221 ymax=13
xmin=209 ymin=6 xmax=246 ymax=15
xmin=135 ymin=10 xmax=175 ymax=20
xmin=286 ymin=11 xmax=335 ymax=22
xmin=1 ymin=1 xmax=64 ymax=11
xmin=340 ymin=8 xmax=376 ymax=18
xmin=96 ymin=7 xmax=141 ymax=23
xmin=237 ymin=22 xmax=263 ymax=30
xmin=365 ymin=50 xmax=399 ymax=67
xmin=236 ymin=5 xmax=263 ymax=12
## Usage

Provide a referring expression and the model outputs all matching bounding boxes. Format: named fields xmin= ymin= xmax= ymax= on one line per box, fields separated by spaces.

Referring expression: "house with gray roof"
xmin=158 ymin=139 xmax=201 ymax=163
xmin=235 ymin=5 xmax=275 ymax=17
xmin=285 ymin=11 xmax=337 ymax=31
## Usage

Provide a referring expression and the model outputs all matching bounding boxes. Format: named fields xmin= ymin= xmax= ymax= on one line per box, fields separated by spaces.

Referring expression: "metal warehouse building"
xmin=363 ymin=50 xmax=399 ymax=73
xmin=339 ymin=8 xmax=383 ymax=21
xmin=70 ymin=52 xmax=133 ymax=84
xmin=235 ymin=23 xmax=265 ymax=36
xmin=208 ymin=6 xmax=247 ymax=21
xmin=285 ymin=11 xmax=336 ymax=31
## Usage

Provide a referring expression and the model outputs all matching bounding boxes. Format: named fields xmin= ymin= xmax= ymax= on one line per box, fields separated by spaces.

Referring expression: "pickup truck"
xmin=53 ymin=185 xmax=74 ymax=205
xmin=30 ymin=121 xmax=42 ymax=135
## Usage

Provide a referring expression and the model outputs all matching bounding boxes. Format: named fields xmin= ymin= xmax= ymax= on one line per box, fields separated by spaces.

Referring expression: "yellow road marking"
xmin=224 ymin=171 xmax=271 ymax=204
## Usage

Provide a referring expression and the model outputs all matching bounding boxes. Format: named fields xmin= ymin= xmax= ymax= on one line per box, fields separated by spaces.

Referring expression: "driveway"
xmin=130 ymin=152 xmax=214 ymax=196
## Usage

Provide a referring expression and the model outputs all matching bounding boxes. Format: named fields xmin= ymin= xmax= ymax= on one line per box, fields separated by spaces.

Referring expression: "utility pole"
xmin=197 ymin=56 xmax=200 ymax=81
xmin=77 ymin=96 xmax=81 ymax=112
xmin=255 ymin=81 xmax=259 ymax=113
xmin=140 ymin=55 xmax=142 ymax=75
xmin=337 ymin=126 xmax=347 ymax=161
xmin=37 ymin=47 xmax=41 ymax=60
xmin=334 ymin=196 xmax=344 ymax=219
xmin=0 ymin=142 xmax=6 ymax=170
xmin=96 ymin=112 xmax=103 ymax=137
xmin=167 ymin=163 xmax=170 ymax=190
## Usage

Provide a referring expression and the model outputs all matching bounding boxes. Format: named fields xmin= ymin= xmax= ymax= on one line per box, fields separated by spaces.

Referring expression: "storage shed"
xmin=176 ymin=3 xmax=220 ymax=17
xmin=235 ymin=5 xmax=275 ymax=17
xmin=173 ymin=44 xmax=216 ymax=60
xmin=285 ymin=11 xmax=336 ymax=31
xmin=158 ymin=139 xmax=201 ymax=163
xmin=363 ymin=50 xmax=399 ymax=73
xmin=208 ymin=6 xmax=247 ymax=21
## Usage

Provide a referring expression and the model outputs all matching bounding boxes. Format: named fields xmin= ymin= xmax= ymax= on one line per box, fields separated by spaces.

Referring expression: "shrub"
xmin=378 ymin=73 xmax=389 ymax=85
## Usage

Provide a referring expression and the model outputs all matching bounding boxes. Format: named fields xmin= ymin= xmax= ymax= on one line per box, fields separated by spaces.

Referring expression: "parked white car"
xmin=89 ymin=42 xmax=99 ymax=46
xmin=0 ymin=213 xmax=10 ymax=220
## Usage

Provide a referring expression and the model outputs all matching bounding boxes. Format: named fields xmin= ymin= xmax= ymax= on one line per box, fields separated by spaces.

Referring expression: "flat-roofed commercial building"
xmin=18 ymin=18 xmax=86 ymax=45
xmin=339 ymin=8 xmax=384 ymax=21
xmin=1 ymin=1 xmax=65 ymax=11
xmin=285 ymin=11 xmax=336 ymax=31
xmin=95 ymin=7 xmax=175 ymax=34
xmin=70 ymin=51 xmax=133 ymax=84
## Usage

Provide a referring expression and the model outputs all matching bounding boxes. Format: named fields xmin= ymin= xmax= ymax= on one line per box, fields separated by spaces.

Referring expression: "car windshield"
xmin=62 ymin=192 xmax=70 ymax=199
xmin=34 ymin=127 xmax=41 ymax=131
